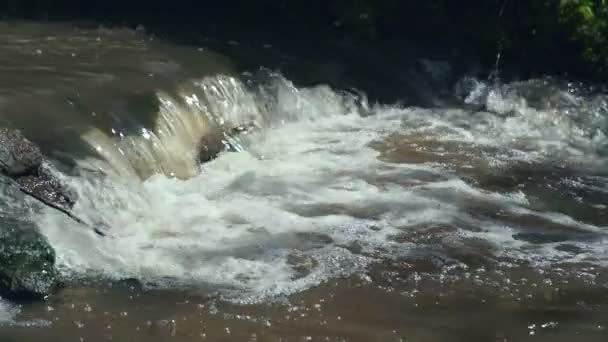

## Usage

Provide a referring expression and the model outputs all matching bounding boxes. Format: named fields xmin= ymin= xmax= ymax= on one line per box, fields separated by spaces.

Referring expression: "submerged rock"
xmin=0 ymin=217 xmax=58 ymax=299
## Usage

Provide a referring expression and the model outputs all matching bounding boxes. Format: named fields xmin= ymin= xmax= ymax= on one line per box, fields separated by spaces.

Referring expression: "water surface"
xmin=0 ymin=22 xmax=607 ymax=341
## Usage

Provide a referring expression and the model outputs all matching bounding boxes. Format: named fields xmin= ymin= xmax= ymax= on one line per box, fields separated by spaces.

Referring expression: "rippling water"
xmin=0 ymin=22 xmax=607 ymax=341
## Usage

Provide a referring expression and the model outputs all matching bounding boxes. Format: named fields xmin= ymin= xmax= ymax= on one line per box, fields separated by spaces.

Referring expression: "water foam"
xmin=36 ymin=74 xmax=608 ymax=302
xmin=455 ymin=78 xmax=608 ymax=163
xmin=0 ymin=298 xmax=19 ymax=324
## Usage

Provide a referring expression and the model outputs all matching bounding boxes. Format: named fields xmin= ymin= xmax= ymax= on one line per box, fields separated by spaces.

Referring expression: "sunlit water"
xmin=0 ymin=22 xmax=607 ymax=341
xmin=37 ymin=73 xmax=608 ymax=297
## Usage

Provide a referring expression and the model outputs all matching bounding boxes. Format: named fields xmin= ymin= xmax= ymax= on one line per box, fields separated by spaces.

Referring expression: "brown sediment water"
xmin=3 ymin=261 xmax=608 ymax=342
xmin=0 ymin=21 xmax=607 ymax=342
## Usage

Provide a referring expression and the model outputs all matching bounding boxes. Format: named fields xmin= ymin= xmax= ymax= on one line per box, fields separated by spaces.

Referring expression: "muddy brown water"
xmin=2 ymin=262 xmax=608 ymax=342
xmin=3 ymin=140 xmax=607 ymax=341
xmin=0 ymin=21 xmax=607 ymax=342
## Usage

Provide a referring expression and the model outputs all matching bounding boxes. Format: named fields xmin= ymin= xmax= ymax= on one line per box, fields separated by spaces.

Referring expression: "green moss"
xmin=560 ymin=0 xmax=608 ymax=72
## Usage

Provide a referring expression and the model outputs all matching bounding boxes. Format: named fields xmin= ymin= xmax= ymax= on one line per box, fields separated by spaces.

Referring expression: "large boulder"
xmin=0 ymin=217 xmax=58 ymax=299
xmin=0 ymin=129 xmax=62 ymax=299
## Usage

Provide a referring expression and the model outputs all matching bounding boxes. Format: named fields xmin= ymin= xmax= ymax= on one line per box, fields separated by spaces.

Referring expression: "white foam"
xmin=0 ymin=298 xmax=19 ymax=324
xmin=35 ymin=74 xmax=608 ymax=302
xmin=36 ymin=78 xmax=400 ymax=300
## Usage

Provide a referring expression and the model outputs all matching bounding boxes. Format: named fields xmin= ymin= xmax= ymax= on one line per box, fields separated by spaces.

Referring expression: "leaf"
xmin=578 ymin=4 xmax=595 ymax=20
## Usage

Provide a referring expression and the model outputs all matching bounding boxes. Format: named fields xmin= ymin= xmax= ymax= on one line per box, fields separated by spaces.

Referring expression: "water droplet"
xmin=141 ymin=128 xmax=151 ymax=140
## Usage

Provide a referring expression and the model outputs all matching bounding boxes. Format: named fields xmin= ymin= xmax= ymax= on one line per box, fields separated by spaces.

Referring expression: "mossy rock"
xmin=0 ymin=217 xmax=58 ymax=299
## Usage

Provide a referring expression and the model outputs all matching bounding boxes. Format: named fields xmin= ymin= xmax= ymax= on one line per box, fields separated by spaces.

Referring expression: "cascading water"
xmin=38 ymin=73 xmax=379 ymax=300
xmin=32 ymin=71 xmax=608 ymax=304
xmin=77 ymin=75 xmax=266 ymax=180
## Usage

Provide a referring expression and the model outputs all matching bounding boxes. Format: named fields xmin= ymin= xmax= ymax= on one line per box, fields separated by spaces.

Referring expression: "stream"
xmin=0 ymin=21 xmax=607 ymax=342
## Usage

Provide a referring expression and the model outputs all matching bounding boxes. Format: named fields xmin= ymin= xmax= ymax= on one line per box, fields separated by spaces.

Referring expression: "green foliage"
xmin=323 ymin=0 xmax=608 ymax=77
xmin=559 ymin=0 xmax=608 ymax=72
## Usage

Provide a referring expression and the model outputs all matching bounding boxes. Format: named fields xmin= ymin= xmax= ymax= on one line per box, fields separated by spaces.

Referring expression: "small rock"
xmin=198 ymin=129 xmax=226 ymax=163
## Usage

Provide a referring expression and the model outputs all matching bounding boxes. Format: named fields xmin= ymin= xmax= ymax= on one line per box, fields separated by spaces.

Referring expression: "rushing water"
xmin=0 ymin=22 xmax=607 ymax=341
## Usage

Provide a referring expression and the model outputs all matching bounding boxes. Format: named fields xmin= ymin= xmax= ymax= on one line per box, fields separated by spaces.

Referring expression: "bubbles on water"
xmin=452 ymin=77 xmax=608 ymax=163
xmin=37 ymin=74 xmax=397 ymax=301
xmin=33 ymin=72 xmax=608 ymax=303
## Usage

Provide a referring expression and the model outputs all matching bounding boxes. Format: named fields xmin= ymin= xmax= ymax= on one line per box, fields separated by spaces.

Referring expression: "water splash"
xmin=35 ymin=73 xmax=608 ymax=303
xmin=77 ymin=73 xmax=367 ymax=180
xmin=0 ymin=298 xmax=19 ymax=324
xmin=449 ymin=77 xmax=608 ymax=163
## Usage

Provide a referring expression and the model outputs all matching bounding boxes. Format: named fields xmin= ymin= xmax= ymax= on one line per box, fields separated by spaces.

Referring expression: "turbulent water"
xmin=1 ymin=22 xmax=607 ymax=341
xmin=0 ymin=299 xmax=18 ymax=324
xmin=34 ymin=72 xmax=608 ymax=299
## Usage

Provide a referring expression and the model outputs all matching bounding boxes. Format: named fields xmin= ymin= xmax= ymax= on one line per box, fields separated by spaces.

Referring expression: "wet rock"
xmin=15 ymin=170 xmax=75 ymax=210
xmin=197 ymin=123 xmax=257 ymax=164
xmin=197 ymin=129 xmax=226 ymax=163
xmin=0 ymin=128 xmax=76 ymax=210
xmin=0 ymin=217 xmax=58 ymax=299
xmin=0 ymin=128 xmax=43 ymax=177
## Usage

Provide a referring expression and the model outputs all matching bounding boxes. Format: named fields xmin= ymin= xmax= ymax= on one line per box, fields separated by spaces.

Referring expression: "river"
xmin=0 ymin=21 xmax=607 ymax=341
